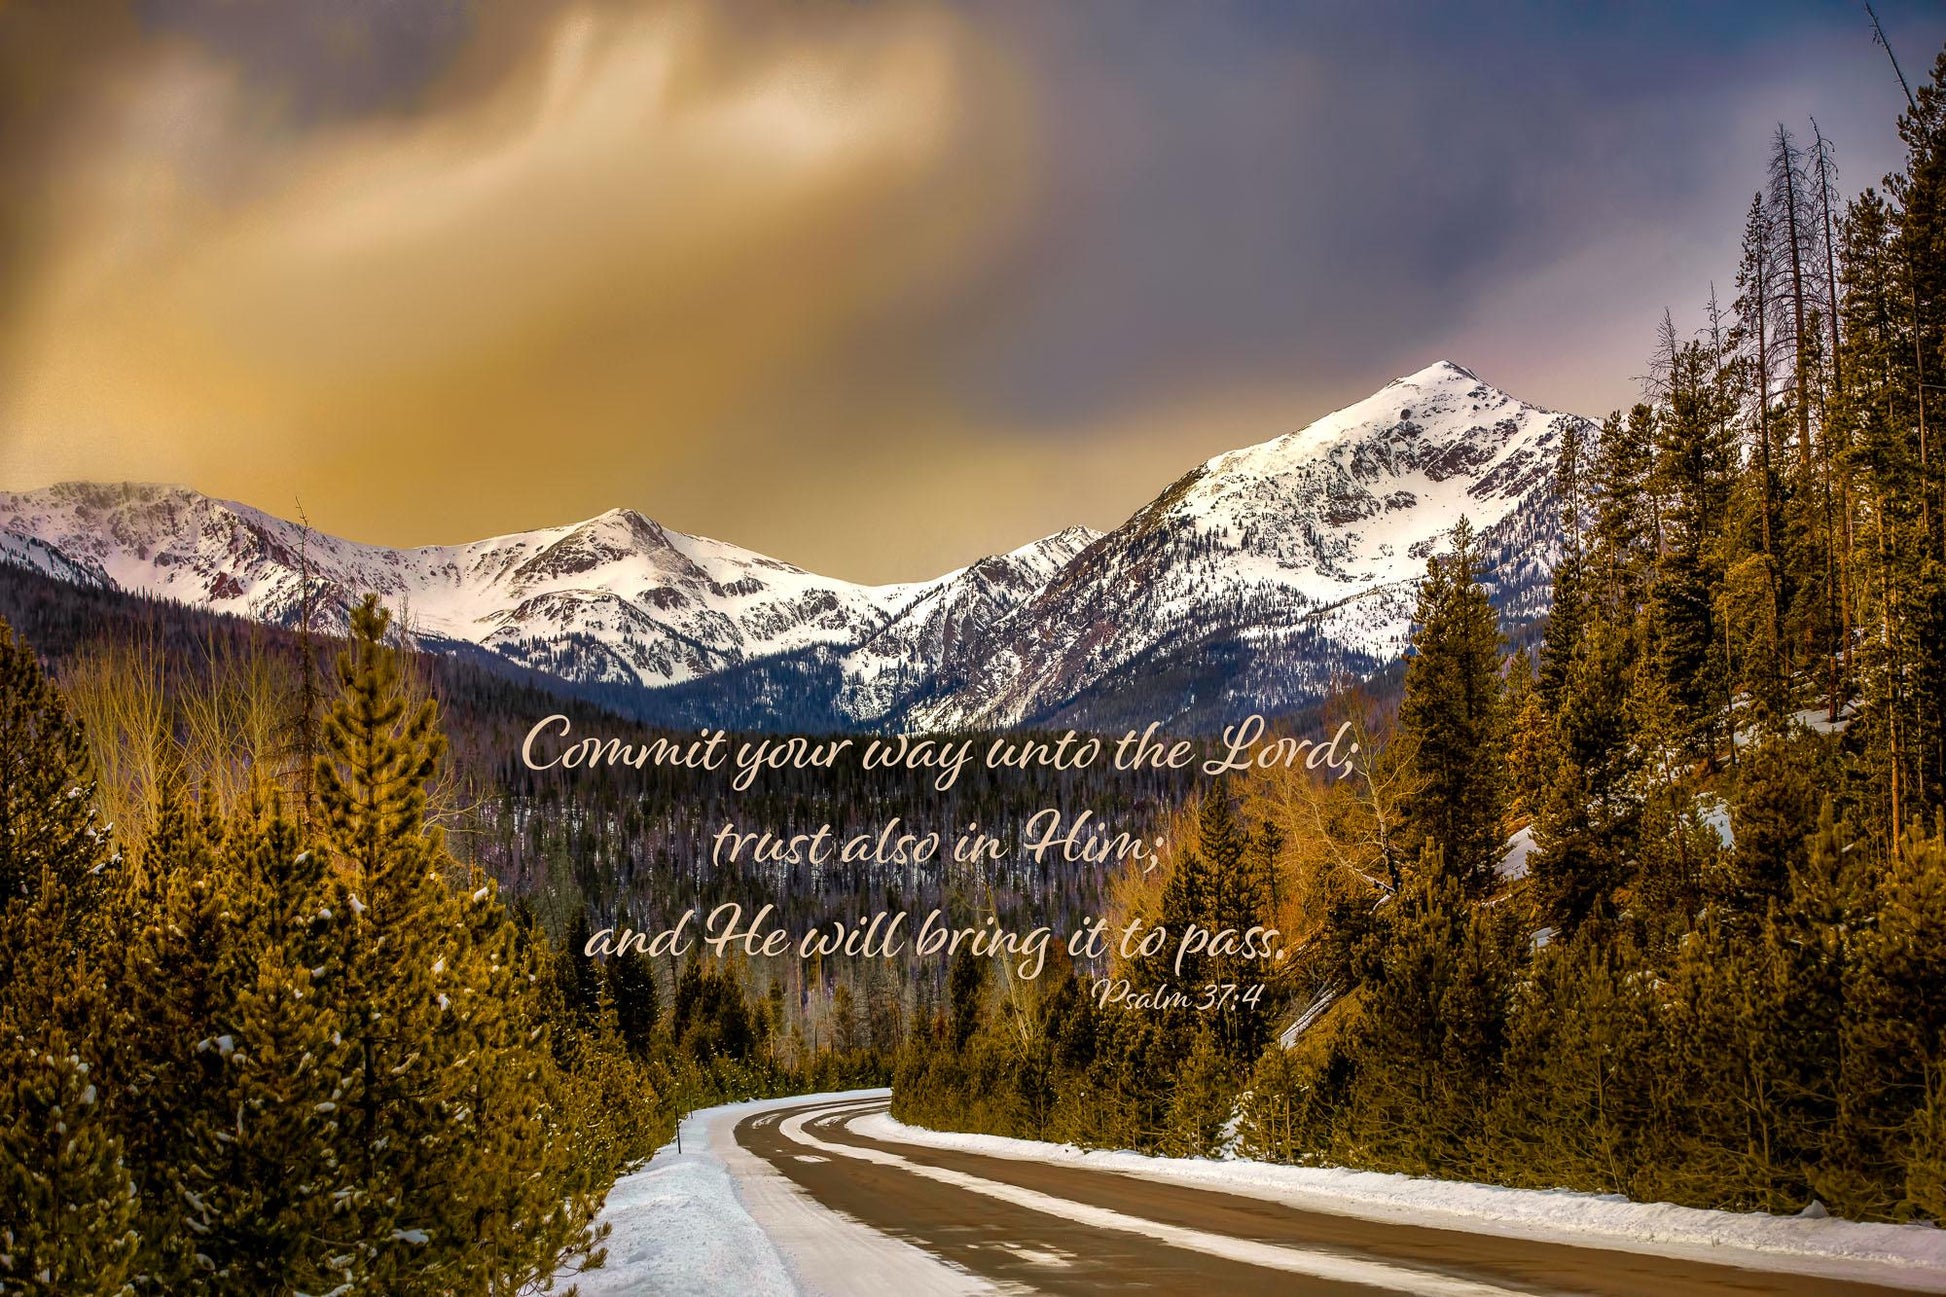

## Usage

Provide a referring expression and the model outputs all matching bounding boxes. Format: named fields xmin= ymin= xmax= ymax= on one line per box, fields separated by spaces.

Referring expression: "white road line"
xmin=720 ymin=1098 xmax=1001 ymax=1297
xmin=779 ymin=1103 xmax=1549 ymax=1297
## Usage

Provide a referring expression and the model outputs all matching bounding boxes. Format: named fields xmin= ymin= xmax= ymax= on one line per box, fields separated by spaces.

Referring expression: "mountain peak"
xmin=1396 ymin=359 xmax=1483 ymax=387
xmin=1195 ymin=359 xmax=1541 ymax=488
xmin=576 ymin=505 xmax=669 ymax=547
xmin=1010 ymin=525 xmax=1103 ymax=561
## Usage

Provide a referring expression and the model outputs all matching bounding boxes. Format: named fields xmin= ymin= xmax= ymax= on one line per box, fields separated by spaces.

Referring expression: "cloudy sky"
xmin=1 ymin=0 xmax=1941 ymax=581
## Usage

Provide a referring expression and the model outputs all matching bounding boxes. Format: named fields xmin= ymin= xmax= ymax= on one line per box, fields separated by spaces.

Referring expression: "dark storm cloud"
xmin=931 ymin=0 xmax=1946 ymax=428
xmin=135 ymin=0 xmax=477 ymax=120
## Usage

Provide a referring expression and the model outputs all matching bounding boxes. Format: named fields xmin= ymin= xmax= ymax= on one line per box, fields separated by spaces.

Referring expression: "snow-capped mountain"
xmin=0 ymin=483 xmax=933 ymax=690
xmin=0 ymin=362 xmax=1585 ymax=731
xmin=905 ymin=360 xmax=1580 ymax=730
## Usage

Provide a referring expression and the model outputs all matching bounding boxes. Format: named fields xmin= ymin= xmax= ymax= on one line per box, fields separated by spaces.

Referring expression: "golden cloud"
xmin=0 ymin=7 xmax=963 ymax=538
xmin=0 ymin=0 xmax=1342 ymax=580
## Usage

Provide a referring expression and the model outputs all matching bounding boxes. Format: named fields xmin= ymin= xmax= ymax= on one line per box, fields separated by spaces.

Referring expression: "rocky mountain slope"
xmin=0 ymin=362 xmax=1584 ymax=731
xmin=905 ymin=360 xmax=1576 ymax=730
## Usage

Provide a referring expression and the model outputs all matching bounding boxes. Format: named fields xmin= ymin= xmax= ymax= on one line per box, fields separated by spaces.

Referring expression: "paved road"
xmin=734 ymin=1097 xmax=1937 ymax=1297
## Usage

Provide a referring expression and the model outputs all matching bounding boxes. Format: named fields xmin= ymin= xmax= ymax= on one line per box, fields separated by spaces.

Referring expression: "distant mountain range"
xmin=0 ymin=361 xmax=1585 ymax=732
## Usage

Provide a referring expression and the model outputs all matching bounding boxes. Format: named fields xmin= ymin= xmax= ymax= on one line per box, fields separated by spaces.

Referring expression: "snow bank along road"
xmin=725 ymin=1094 xmax=1946 ymax=1296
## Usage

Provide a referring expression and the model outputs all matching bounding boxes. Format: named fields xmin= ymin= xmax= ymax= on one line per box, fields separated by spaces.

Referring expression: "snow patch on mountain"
xmin=837 ymin=525 xmax=1103 ymax=724
xmin=0 ymin=530 xmax=112 ymax=590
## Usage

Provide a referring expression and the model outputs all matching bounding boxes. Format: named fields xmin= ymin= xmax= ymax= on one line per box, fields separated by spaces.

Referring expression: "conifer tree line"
xmin=896 ymin=45 xmax=1946 ymax=1224
xmin=0 ymin=599 xmax=689 ymax=1295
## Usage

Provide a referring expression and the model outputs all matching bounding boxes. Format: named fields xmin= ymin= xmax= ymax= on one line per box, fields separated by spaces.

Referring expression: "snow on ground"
xmin=1734 ymin=699 xmax=1856 ymax=749
xmin=1697 ymin=794 xmax=1734 ymax=849
xmin=1792 ymin=702 xmax=1856 ymax=735
xmin=567 ymin=1099 xmax=800 ymax=1297
xmin=857 ymin=1113 xmax=1946 ymax=1292
xmin=1499 ymin=807 xmax=1728 ymax=881
xmin=1496 ymin=826 xmax=1535 ymax=880
xmin=568 ymin=1090 xmax=996 ymax=1297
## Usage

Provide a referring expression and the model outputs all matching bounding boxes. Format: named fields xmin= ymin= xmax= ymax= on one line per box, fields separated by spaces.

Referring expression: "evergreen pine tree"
xmin=1397 ymin=519 xmax=1507 ymax=891
xmin=1487 ymin=932 xmax=1665 ymax=1199
xmin=1841 ymin=825 xmax=1946 ymax=1217
xmin=946 ymin=945 xmax=985 ymax=1052
xmin=0 ymin=1022 xmax=139 ymax=1297
xmin=117 ymin=793 xmax=353 ymax=1294
xmin=609 ymin=945 xmax=661 ymax=1060
xmin=0 ymin=619 xmax=113 ymax=918
xmin=1539 ymin=422 xmax=1590 ymax=709
xmin=315 ymin=596 xmax=599 ymax=1292
xmin=1338 ymin=857 xmax=1511 ymax=1177
xmin=0 ymin=619 xmax=135 ymax=1296
xmin=1504 ymin=648 xmax=1549 ymax=824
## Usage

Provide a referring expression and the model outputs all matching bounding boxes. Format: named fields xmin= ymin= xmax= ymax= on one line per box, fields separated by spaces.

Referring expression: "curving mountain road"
xmin=733 ymin=1097 xmax=1942 ymax=1297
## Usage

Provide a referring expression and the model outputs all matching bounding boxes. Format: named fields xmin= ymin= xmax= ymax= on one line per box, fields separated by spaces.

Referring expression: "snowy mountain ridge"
xmin=905 ymin=360 xmax=1580 ymax=729
xmin=0 ymin=362 xmax=1585 ymax=730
